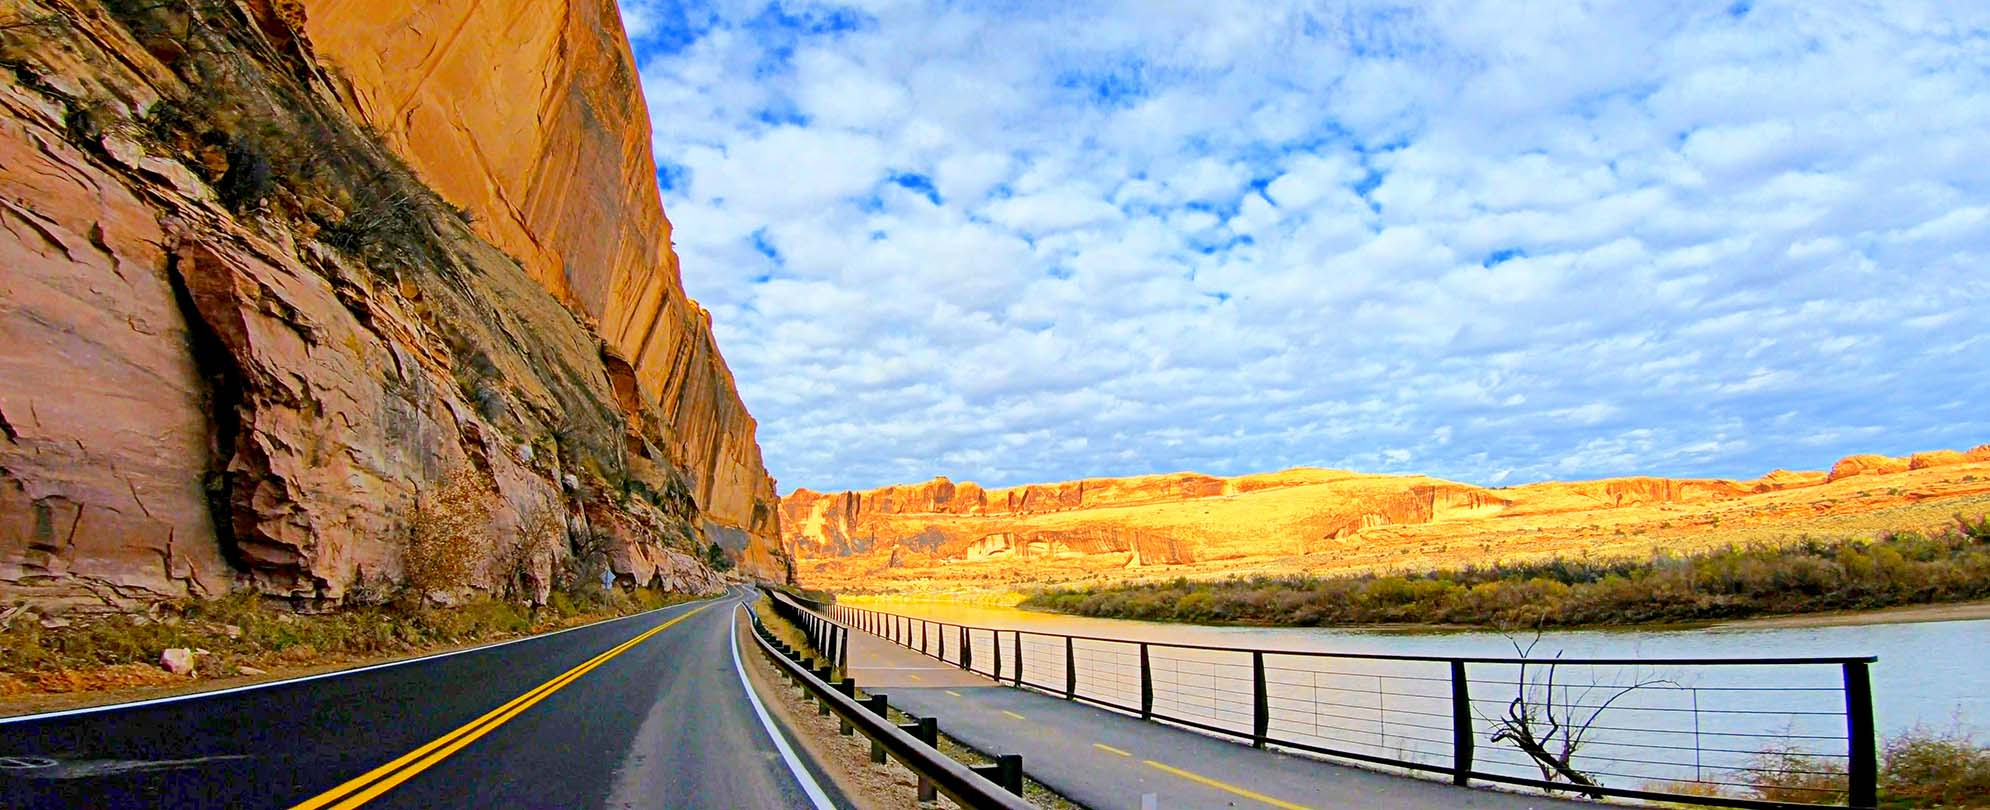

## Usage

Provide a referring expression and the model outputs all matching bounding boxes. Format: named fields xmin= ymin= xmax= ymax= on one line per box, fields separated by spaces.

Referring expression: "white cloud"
xmin=621 ymin=0 xmax=1990 ymax=492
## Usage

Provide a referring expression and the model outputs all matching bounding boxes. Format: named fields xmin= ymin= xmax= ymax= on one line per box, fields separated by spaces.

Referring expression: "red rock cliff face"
xmin=0 ymin=0 xmax=779 ymax=613
xmin=296 ymin=0 xmax=782 ymax=576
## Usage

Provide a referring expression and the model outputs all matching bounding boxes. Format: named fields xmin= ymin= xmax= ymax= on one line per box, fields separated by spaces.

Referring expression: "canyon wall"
xmin=0 ymin=0 xmax=780 ymax=613
xmin=785 ymin=447 xmax=1990 ymax=595
xmin=296 ymin=0 xmax=781 ymax=563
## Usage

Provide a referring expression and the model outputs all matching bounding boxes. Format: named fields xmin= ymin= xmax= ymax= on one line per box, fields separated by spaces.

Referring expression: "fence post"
xmin=1139 ymin=643 xmax=1153 ymax=719
xmin=1253 ymin=651 xmax=1268 ymax=749
xmin=1451 ymin=660 xmax=1473 ymax=786
xmin=938 ymin=623 xmax=945 ymax=660
xmin=1013 ymin=632 xmax=1024 ymax=686
xmin=994 ymin=630 xmax=1004 ymax=680
xmin=1845 ymin=661 xmax=1877 ymax=809
xmin=1065 ymin=636 xmax=1077 ymax=699
xmin=961 ymin=626 xmax=973 ymax=672
xmin=863 ymin=694 xmax=889 ymax=763
xmin=921 ymin=620 xmax=928 ymax=654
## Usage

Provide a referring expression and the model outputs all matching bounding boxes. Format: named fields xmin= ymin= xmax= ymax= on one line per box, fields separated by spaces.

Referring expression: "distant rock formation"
xmin=784 ymin=447 xmax=1990 ymax=594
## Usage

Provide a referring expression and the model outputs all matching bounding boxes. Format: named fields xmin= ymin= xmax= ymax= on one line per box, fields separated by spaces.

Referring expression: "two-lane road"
xmin=0 ymin=588 xmax=840 ymax=809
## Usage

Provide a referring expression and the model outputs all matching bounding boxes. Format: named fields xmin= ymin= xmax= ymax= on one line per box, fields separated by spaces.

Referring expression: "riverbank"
xmin=1705 ymin=598 xmax=1990 ymax=630
xmin=1021 ymin=516 xmax=1990 ymax=630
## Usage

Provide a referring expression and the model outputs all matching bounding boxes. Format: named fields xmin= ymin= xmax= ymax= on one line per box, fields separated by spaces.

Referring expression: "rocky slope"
xmin=784 ymin=446 xmax=1990 ymax=595
xmin=0 ymin=0 xmax=781 ymax=614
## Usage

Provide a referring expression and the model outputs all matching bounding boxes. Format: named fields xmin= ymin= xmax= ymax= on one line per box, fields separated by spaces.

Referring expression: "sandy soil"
xmin=1707 ymin=599 xmax=1990 ymax=630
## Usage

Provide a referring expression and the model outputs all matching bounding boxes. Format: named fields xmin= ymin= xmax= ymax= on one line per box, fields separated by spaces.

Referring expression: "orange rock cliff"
xmin=784 ymin=447 xmax=1990 ymax=594
xmin=0 ymin=0 xmax=785 ymax=613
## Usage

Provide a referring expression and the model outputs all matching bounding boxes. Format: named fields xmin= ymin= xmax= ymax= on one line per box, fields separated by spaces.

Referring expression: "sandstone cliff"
xmin=0 ymin=0 xmax=779 ymax=613
xmin=785 ymin=447 xmax=1990 ymax=595
xmin=296 ymin=0 xmax=781 ymax=570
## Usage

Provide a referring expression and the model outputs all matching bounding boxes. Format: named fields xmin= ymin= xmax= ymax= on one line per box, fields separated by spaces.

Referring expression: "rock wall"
xmin=295 ymin=0 xmax=782 ymax=576
xmin=0 ymin=0 xmax=776 ymax=613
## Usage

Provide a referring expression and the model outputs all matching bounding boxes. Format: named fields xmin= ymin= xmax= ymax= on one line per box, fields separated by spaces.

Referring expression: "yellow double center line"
xmin=292 ymin=604 xmax=710 ymax=810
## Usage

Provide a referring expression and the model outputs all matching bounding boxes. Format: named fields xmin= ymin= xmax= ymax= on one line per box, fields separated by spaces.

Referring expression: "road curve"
xmin=0 ymin=588 xmax=842 ymax=809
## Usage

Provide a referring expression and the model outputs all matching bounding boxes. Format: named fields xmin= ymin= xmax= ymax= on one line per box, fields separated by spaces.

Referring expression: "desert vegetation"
xmin=1023 ymin=515 xmax=1990 ymax=628
xmin=1651 ymin=729 xmax=1990 ymax=808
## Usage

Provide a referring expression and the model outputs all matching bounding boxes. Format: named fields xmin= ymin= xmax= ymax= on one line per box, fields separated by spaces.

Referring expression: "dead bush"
xmin=494 ymin=503 xmax=564 ymax=603
xmin=404 ymin=473 xmax=494 ymax=598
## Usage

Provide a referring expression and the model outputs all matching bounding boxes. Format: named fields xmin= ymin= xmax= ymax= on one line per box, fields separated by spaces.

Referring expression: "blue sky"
xmin=617 ymin=0 xmax=1990 ymax=493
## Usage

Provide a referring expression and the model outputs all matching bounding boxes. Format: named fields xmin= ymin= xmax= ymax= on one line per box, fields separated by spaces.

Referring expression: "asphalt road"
xmin=0 ymin=587 xmax=844 ymax=809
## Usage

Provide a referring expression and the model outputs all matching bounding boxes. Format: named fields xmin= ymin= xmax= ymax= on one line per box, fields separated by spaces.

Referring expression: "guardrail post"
xmin=994 ymin=630 xmax=1004 ymax=680
xmin=815 ymin=666 xmax=833 ymax=715
xmin=1253 ymin=651 xmax=1268 ymax=748
xmin=921 ymin=619 xmax=928 ymax=654
xmin=836 ymin=679 xmax=856 ymax=735
xmin=1013 ymin=632 xmax=1024 ymax=686
xmin=1139 ymin=643 xmax=1153 ymax=719
xmin=938 ymin=623 xmax=946 ymax=660
xmin=1065 ymin=636 xmax=1077 ymax=699
xmin=896 ymin=716 xmax=938 ymax=801
xmin=961 ymin=626 xmax=973 ymax=671
xmin=1450 ymin=660 xmax=1473 ymax=786
xmin=1845 ymin=661 xmax=1877 ymax=809
xmin=971 ymin=753 xmax=1025 ymax=796
xmin=863 ymin=694 xmax=889 ymax=763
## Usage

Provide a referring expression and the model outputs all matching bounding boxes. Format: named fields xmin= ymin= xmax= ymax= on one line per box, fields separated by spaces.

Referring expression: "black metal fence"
xmin=826 ymin=602 xmax=1879 ymax=810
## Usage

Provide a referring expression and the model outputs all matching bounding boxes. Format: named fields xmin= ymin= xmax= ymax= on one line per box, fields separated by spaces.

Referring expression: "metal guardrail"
xmin=744 ymin=593 xmax=1033 ymax=809
xmin=831 ymin=601 xmax=1880 ymax=810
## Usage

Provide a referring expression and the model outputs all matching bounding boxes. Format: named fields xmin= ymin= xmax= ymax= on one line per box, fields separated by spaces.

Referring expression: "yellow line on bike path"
xmin=1144 ymin=759 xmax=1314 ymax=810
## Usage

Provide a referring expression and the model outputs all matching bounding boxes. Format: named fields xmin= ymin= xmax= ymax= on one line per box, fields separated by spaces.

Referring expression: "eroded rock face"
xmin=295 ymin=0 xmax=782 ymax=574
xmin=786 ymin=449 xmax=1990 ymax=595
xmin=0 ymin=0 xmax=778 ymax=612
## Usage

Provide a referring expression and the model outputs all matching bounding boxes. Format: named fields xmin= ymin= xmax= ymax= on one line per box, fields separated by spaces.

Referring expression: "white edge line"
xmin=730 ymin=603 xmax=837 ymax=810
xmin=0 ymin=589 xmax=736 ymax=726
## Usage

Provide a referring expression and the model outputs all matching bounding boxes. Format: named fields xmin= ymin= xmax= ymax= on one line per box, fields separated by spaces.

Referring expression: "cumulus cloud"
xmin=618 ymin=0 xmax=1990 ymax=492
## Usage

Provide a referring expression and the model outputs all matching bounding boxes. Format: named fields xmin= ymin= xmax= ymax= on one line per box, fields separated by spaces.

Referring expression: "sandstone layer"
xmin=784 ymin=447 xmax=1990 ymax=596
xmin=0 ymin=0 xmax=776 ymax=613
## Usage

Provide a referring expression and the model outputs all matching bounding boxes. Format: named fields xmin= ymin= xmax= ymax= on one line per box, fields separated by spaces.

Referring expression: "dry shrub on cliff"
xmin=493 ymin=503 xmax=565 ymax=603
xmin=403 ymin=474 xmax=495 ymax=599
